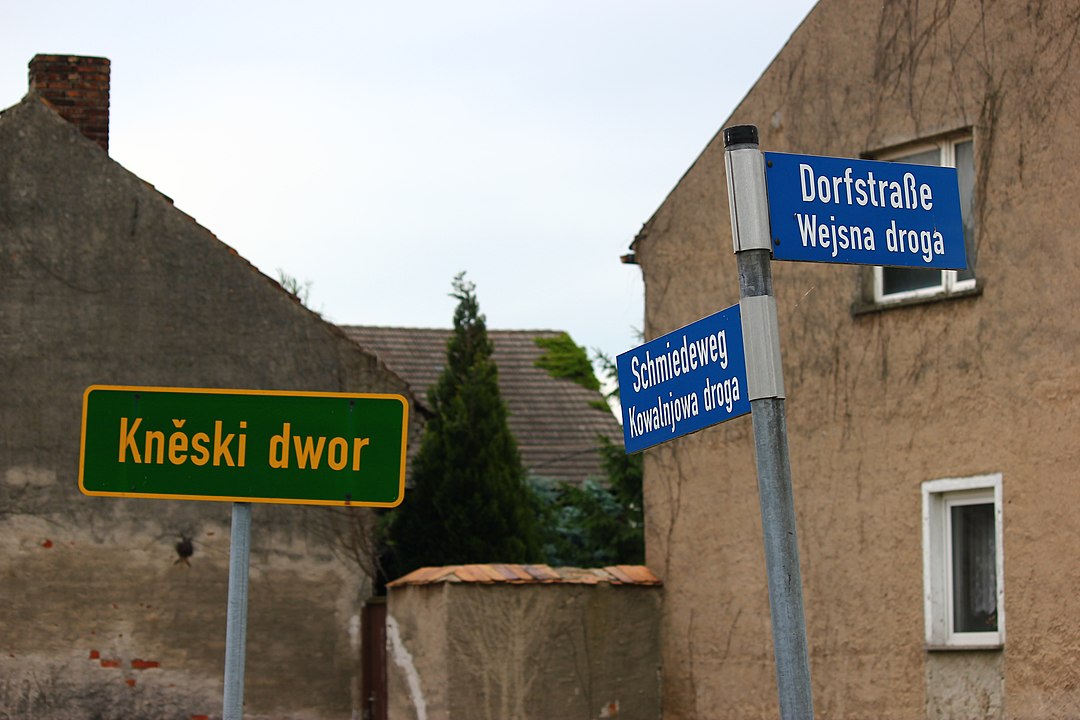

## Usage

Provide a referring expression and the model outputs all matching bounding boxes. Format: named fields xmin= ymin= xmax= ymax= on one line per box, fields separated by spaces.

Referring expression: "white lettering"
xmin=800 ymin=164 xmax=816 ymax=201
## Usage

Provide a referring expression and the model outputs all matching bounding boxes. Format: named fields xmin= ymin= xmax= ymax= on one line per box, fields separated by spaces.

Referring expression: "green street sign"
xmin=79 ymin=385 xmax=409 ymax=507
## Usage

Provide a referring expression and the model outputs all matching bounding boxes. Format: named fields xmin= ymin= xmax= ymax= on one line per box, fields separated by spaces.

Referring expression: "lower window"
xmin=922 ymin=474 xmax=1004 ymax=648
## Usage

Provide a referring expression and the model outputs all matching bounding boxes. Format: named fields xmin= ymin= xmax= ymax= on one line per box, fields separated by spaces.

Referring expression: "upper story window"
xmin=872 ymin=136 xmax=976 ymax=304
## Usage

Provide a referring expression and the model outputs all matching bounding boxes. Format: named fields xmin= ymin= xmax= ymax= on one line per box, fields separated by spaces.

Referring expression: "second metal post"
xmin=223 ymin=501 xmax=252 ymax=720
xmin=724 ymin=123 xmax=814 ymax=720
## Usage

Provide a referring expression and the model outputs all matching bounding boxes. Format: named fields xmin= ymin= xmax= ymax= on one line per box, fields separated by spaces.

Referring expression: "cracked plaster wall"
xmin=387 ymin=583 xmax=661 ymax=720
xmin=634 ymin=1 xmax=1080 ymax=717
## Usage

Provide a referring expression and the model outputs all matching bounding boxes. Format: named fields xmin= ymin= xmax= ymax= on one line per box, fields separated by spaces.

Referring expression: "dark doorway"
xmin=361 ymin=597 xmax=388 ymax=720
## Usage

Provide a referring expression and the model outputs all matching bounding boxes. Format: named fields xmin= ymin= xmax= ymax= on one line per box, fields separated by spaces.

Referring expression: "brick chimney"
xmin=28 ymin=54 xmax=110 ymax=153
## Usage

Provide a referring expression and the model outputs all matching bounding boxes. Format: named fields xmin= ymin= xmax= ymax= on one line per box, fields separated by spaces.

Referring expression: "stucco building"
xmin=0 ymin=55 xmax=419 ymax=718
xmin=630 ymin=2 xmax=1080 ymax=718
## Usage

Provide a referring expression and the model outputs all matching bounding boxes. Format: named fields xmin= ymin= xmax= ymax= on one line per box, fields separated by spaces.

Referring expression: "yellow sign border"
xmin=79 ymin=384 xmax=409 ymax=507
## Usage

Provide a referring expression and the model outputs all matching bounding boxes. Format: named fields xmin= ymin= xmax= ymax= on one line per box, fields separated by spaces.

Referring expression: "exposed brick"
xmin=131 ymin=659 xmax=160 ymax=670
xmin=89 ymin=649 xmax=100 ymax=659
xmin=28 ymin=54 xmax=110 ymax=152
xmin=100 ymin=658 xmax=121 ymax=668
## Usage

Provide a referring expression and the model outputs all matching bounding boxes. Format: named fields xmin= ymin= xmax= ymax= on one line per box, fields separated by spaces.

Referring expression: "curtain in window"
xmin=951 ymin=503 xmax=997 ymax=632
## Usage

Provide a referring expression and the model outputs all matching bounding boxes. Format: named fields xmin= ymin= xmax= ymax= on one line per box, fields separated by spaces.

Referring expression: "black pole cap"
xmin=724 ymin=124 xmax=759 ymax=148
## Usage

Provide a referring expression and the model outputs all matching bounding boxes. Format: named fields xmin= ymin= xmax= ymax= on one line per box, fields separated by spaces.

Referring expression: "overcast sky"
xmin=2 ymin=0 xmax=817 ymax=376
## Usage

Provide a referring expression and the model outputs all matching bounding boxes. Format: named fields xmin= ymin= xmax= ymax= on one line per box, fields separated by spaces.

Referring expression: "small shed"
xmin=385 ymin=564 xmax=662 ymax=720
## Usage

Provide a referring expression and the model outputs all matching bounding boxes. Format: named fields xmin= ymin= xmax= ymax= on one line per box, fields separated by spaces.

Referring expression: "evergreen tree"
xmin=532 ymin=350 xmax=645 ymax=567
xmin=384 ymin=273 xmax=542 ymax=578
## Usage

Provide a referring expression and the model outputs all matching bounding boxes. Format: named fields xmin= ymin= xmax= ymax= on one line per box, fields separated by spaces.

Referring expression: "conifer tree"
xmin=533 ymin=351 xmax=644 ymax=566
xmin=384 ymin=273 xmax=542 ymax=578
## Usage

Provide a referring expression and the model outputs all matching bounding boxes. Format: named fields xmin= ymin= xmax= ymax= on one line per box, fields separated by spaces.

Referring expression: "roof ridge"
xmin=341 ymin=324 xmax=565 ymax=335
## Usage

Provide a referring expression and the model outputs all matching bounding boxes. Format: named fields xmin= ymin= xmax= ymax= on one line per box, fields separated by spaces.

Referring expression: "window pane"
xmin=883 ymin=267 xmax=944 ymax=295
xmin=955 ymin=140 xmax=976 ymax=282
xmin=951 ymin=502 xmax=997 ymax=633
xmin=894 ymin=148 xmax=941 ymax=166
xmin=881 ymin=146 xmax=945 ymax=296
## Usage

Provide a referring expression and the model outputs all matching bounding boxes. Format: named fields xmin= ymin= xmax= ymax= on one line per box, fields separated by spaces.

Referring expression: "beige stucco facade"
xmin=633 ymin=1 xmax=1080 ymax=718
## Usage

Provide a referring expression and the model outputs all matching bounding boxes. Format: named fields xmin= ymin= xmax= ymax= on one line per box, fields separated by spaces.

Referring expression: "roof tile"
xmin=341 ymin=326 xmax=622 ymax=486
xmin=522 ymin=564 xmax=560 ymax=582
xmin=609 ymin=565 xmax=663 ymax=585
xmin=387 ymin=565 xmax=456 ymax=587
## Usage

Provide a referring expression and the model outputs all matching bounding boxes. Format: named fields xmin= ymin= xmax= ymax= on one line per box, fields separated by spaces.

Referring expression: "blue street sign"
xmin=763 ymin=151 xmax=966 ymax=269
xmin=617 ymin=304 xmax=750 ymax=454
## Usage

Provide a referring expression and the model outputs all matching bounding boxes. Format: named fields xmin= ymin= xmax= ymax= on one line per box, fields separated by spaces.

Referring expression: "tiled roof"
xmin=387 ymin=563 xmax=662 ymax=587
xmin=341 ymin=326 xmax=622 ymax=486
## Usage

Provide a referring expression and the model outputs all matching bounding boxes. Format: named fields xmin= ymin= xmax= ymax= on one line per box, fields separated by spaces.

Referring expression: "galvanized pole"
xmin=723 ymin=124 xmax=814 ymax=719
xmin=223 ymin=501 xmax=252 ymax=720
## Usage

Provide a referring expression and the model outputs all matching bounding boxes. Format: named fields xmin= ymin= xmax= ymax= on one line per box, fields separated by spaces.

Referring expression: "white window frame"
xmin=873 ymin=136 xmax=976 ymax=304
xmin=922 ymin=473 xmax=1004 ymax=649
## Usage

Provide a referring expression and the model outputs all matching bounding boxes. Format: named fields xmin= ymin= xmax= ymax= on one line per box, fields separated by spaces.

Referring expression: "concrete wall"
xmin=0 ymin=95 xmax=418 ymax=718
xmin=633 ymin=1 xmax=1080 ymax=718
xmin=387 ymin=582 xmax=661 ymax=720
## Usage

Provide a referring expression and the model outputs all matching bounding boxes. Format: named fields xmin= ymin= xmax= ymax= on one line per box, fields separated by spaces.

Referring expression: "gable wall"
xmin=635 ymin=2 xmax=1080 ymax=717
xmin=0 ymin=97 xmax=416 ymax=718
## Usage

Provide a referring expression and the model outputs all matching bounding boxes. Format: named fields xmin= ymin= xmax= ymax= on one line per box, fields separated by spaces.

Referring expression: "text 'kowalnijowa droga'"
xmin=616 ymin=305 xmax=751 ymax=454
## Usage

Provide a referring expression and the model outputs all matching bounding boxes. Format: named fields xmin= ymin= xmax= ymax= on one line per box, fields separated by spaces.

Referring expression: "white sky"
xmin=2 ymin=0 xmax=817 ymax=375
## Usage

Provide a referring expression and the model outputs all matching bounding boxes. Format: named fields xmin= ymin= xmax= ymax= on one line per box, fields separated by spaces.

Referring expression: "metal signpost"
xmin=620 ymin=125 xmax=964 ymax=719
xmin=723 ymin=126 xmax=965 ymax=718
xmin=725 ymin=126 xmax=813 ymax=719
xmin=80 ymin=385 xmax=409 ymax=720
xmin=616 ymin=304 xmax=750 ymax=452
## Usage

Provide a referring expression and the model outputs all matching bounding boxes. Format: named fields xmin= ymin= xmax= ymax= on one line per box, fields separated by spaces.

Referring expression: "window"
xmin=922 ymin=474 xmax=1004 ymax=649
xmin=873 ymin=136 xmax=976 ymax=303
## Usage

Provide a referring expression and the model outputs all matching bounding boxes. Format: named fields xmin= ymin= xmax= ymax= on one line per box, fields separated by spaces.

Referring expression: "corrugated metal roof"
xmin=341 ymin=326 xmax=622 ymax=486
xmin=387 ymin=564 xmax=662 ymax=587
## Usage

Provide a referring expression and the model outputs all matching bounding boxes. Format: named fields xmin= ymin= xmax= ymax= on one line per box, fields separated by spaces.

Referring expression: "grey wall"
xmin=0 ymin=96 xmax=418 ymax=719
